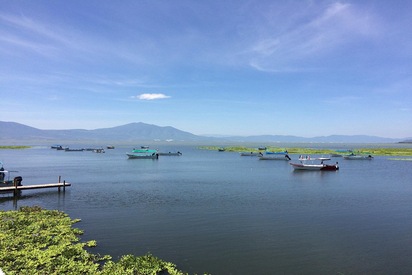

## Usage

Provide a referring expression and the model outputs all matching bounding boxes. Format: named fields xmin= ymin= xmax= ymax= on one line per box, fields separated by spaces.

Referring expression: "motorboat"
xmin=260 ymin=154 xmax=291 ymax=161
xmin=127 ymin=149 xmax=159 ymax=159
xmin=0 ymin=162 xmax=22 ymax=187
xmin=343 ymin=153 xmax=373 ymax=160
xmin=290 ymin=157 xmax=339 ymax=171
xmin=240 ymin=152 xmax=262 ymax=156
xmin=265 ymin=150 xmax=288 ymax=155
xmin=158 ymin=151 xmax=182 ymax=156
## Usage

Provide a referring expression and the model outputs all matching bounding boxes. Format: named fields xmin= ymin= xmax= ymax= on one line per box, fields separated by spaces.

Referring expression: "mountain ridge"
xmin=0 ymin=121 xmax=409 ymax=144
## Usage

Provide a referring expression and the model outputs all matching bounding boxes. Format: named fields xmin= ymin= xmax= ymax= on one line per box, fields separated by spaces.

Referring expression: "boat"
xmin=289 ymin=157 xmax=339 ymax=171
xmin=240 ymin=152 xmax=262 ymax=156
xmin=158 ymin=151 xmax=182 ymax=156
xmin=0 ymin=162 xmax=22 ymax=187
xmin=260 ymin=154 xmax=291 ymax=161
xmin=258 ymin=146 xmax=267 ymax=150
xmin=106 ymin=145 xmax=115 ymax=149
xmin=343 ymin=153 xmax=373 ymax=160
xmin=218 ymin=147 xmax=225 ymax=152
xmin=51 ymin=145 xmax=68 ymax=150
xmin=65 ymin=148 xmax=84 ymax=152
xmin=265 ymin=150 xmax=288 ymax=155
xmin=93 ymin=148 xmax=105 ymax=153
xmin=127 ymin=149 xmax=159 ymax=159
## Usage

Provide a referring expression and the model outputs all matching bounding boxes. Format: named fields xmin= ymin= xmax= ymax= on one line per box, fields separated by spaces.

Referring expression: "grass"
xmin=199 ymin=146 xmax=412 ymax=156
xmin=0 ymin=146 xmax=31 ymax=149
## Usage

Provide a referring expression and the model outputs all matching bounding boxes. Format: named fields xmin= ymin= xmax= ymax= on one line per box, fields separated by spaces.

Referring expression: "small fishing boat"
xmin=260 ymin=154 xmax=291 ymax=161
xmin=65 ymin=148 xmax=84 ymax=152
xmin=158 ymin=151 xmax=182 ymax=156
xmin=0 ymin=162 xmax=22 ymax=187
xmin=265 ymin=150 xmax=288 ymax=155
xmin=218 ymin=147 xmax=225 ymax=152
xmin=106 ymin=145 xmax=115 ymax=149
xmin=240 ymin=152 xmax=262 ymax=156
xmin=343 ymin=153 xmax=373 ymax=160
xmin=289 ymin=157 xmax=339 ymax=171
xmin=127 ymin=149 xmax=159 ymax=159
xmin=93 ymin=148 xmax=105 ymax=153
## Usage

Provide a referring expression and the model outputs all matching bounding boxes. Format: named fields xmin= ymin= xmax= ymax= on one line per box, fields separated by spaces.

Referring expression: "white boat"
xmin=0 ymin=162 xmax=22 ymax=187
xmin=127 ymin=149 xmax=159 ymax=159
xmin=343 ymin=153 xmax=373 ymax=160
xmin=290 ymin=157 xmax=339 ymax=171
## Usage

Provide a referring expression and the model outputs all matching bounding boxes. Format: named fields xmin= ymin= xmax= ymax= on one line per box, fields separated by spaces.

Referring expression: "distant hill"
xmin=0 ymin=121 xmax=407 ymax=144
xmin=0 ymin=121 xmax=209 ymax=143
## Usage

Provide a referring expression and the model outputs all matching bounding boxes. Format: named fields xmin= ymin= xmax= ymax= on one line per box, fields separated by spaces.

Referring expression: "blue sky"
xmin=1 ymin=0 xmax=411 ymax=138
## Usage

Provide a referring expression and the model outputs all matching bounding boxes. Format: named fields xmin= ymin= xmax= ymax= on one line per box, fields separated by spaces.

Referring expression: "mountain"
xmin=0 ymin=121 xmax=209 ymax=143
xmin=0 ymin=121 xmax=407 ymax=144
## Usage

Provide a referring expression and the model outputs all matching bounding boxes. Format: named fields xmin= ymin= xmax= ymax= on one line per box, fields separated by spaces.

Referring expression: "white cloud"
xmin=246 ymin=2 xmax=379 ymax=72
xmin=134 ymin=93 xmax=171 ymax=100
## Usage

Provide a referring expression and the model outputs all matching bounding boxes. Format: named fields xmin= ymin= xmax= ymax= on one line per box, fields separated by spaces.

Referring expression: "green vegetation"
xmin=0 ymin=145 xmax=31 ymax=149
xmin=199 ymin=146 xmax=412 ymax=156
xmin=0 ymin=206 xmax=189 ymax=275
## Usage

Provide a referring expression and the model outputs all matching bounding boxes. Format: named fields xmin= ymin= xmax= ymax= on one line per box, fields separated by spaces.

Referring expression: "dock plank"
xmin=0 ymin=183 xmax=71 ymax=192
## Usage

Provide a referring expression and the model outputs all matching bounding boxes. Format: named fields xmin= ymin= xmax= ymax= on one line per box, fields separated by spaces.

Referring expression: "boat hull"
xmin=240 ymin=152 xmax=260 ymax=156
xmin=343 ymin=155 xmax=373 ymax=160
xmin=158 ymin=152 xmax=182 ymax=156
xmin=290 ymin=163 xmax=339 ymax=171
xmin=126 ymin=153 xmax=159 ymax=159
xmin=260 ymin=155 xmax=291 ymax=161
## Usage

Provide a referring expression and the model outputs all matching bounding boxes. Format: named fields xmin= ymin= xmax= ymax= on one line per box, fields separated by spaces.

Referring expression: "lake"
xmin=1 ymin=144 xmax=412 ymax=274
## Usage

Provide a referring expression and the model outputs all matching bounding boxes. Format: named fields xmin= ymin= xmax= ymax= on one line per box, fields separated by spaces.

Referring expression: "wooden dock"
xmin=0 ymin=182 xmax=71 ymax=192
xmin=0 ymin=176 xmax=70 ymax=197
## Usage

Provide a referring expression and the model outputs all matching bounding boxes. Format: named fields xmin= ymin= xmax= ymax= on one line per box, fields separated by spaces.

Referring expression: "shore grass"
xmin=0 ymin=206 xmax=190 ymax=275
xmin=0 ymin=145 xmax=31 ymax=149
xmin=199 ymin=146 xmax=412 ymax=156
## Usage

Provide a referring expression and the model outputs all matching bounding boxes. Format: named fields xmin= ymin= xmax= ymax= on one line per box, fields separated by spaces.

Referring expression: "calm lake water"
xmin=1 ymin=144 xmax=412 ymax=274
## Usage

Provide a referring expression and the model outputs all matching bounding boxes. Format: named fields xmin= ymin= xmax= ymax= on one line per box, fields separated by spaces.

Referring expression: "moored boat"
xmin=240 ymin=152 xmax=262 ymax=156
xmin=265 ymin=150 xmax=288 ymax=155
xmin=0 ymin=162 xmax=23 ymax=187
xmin=158 ymin=151 xmax=182 ymax=156
xmin=127 ymin=149 xmax=159 ymax=159
xmin=65 ymin=148 xmax=84 ymax=152
xmin=290 ymin=157 xmax=339 ymax=171
xmin=343 ymin=153 xmax=373 ymax=160
xmin=260 ymin=154 xmax=291 ymax=161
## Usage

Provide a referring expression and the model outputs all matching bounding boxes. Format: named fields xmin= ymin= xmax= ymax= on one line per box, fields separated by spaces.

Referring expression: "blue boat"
xmin=127 ymin=149 xmax=159 ymax=159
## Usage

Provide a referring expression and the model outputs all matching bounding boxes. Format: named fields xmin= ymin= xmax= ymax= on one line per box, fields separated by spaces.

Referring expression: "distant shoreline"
xmin=199 ymin=146 xmax=412 ymax=156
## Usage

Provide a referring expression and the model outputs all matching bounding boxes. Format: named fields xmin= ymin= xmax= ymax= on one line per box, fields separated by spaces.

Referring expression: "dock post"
xmin=58 ymin=176 xmax=61 ymax=192
xmin=63 ymin=180 xmax=66 ymax=191
xmin=13 ymin=177 xmax=22 ymax=198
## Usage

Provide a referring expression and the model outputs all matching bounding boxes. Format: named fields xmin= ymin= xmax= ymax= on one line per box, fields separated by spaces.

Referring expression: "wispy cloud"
xmin=246 ymin=2 xmax=379 ymax=72
xmin=132 ymin=93 xmax=171 ymax=100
